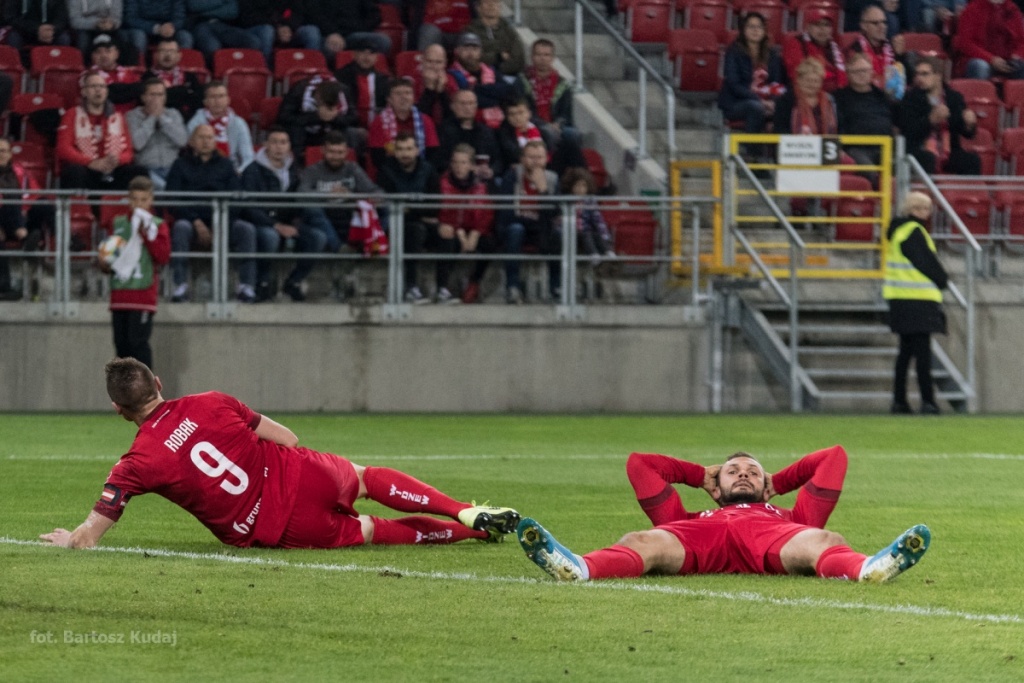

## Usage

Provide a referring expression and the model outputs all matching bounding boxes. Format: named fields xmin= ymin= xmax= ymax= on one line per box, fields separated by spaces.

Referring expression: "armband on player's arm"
xmin=254 ymin=414 xmax=299 ymax=448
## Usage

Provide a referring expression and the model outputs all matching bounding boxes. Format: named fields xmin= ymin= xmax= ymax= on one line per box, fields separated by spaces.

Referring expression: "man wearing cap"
xmin=88 ymin=32 xmax=144 ymax=114
xmin=782 ymin=10 xmax=847 ymax=93
xmin=335 ymin=38 xmax=391 ymax=128
xmin=447 ymin=32 xmax=514 ymax=130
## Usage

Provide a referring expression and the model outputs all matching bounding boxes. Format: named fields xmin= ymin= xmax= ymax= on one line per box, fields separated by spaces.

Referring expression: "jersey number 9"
xmin=190 ymin=441 xmax=249 ymax=495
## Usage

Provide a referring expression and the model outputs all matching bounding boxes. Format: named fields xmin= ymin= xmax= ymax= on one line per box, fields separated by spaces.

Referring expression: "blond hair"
xmin=899 ymin=191 xmax=933 ymax=216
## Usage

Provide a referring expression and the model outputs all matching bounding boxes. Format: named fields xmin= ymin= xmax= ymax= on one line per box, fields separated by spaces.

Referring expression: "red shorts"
xmin=276 ymin=451 xmax=365 ymax=549
xmin=658 ymin=505 xmax=810 ymax=575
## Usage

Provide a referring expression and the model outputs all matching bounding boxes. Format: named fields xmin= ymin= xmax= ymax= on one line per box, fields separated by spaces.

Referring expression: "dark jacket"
xmin=897 ymin=85 xmax=976 ymax=155
xmin=165 ymin=148 xmax=241 ymax=224
xmin=437 ymin=118 xmax=503 ymax=177
xmin=834 ymin=84 xmax=895 ymax=136
xmin=773 ymin=89 xmax=838 ymax=134
xmin=718 ymin=43 xmax=785 ymax=112
xmin=885 ymin=216 xmax=948 ymax=335
xmin=124 ymin=0 xmax=187 ymax=33
xmin=518 ymin=70 xmax=574 ymax=128
xmin=4 ymin=0 xmax=70 ymax=38
xmin=376 ymin=156 xmax=441 ymax=224
xmin=239 ymin=155 xmax=301 ymax=227
xmin=185 ymin=0 xmax=238 ymax=25
xmin=302 ymin=0 xmax=379 ymax=36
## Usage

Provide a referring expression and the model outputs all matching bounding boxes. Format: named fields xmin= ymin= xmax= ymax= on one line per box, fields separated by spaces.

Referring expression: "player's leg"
xmin=517 ymin=518 xmax=686 ymax=581
xmin=363 ymin=514 xmax=492 ymax=545
xmin=780 ymin=525 xmax=931 ymax=582
xmin=353 ymin=463 xmax=519 ymax=540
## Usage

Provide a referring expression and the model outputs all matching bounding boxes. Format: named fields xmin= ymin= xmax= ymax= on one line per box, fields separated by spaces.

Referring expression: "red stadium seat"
xmin=179 ymin=48 xmax=211 ymax=83
xmin=222 ymin=69 xmax=271 ymax=116
xmin=732 ymin=0 xmax=786 ymax=42
xmin=999 ymin=127 xmax=1024 ymax=174
xmin=379 ymin=3 xmax=403 ymax=25
xmin=375 ymin=24 xmax=407 ymax=62
xmin=582 ymin=148 xmax=611 ymax=192
xmin=677 ymin=0 xmax=730 ymax=44
xmin=831 ymin=175 xmax=877 ymax=241
xmin=1002 ymin=80 xmax=1024 ymax=127
xmin=961 ymin=128 xmax=997 ymax=176
xmin=0 ymin=45 xmax=25 ymax=95
xmin=256 ymin=96 xmax=282 ymax=133
xmin=394 ymin=51 xmax=423 ymax=79
xmin=948 ymin=79 xmax=1001 ymax=140
xmin=942 ymin=189 xmax=993 ymax=241
xmin=30 ymin=46 xmax=86 ymax=110
xmin=98 ymin=195 xmax=128 ymax=235
xmin=213 ymin=48 xmax=268 ymax=78
xmin=669 ymin=29 xmax=721 ymax=92
xmin=7 ymin=93 xmax=62 ymax=144
xmin=993 ymin=189 xmax=1024 ymax=251
xmin=901 ymin=32 xmax=946 ymax=59
xmin=839 ymin=32 xmax=860 ymax=50
xmin=11 ymin=141 xmax=51 ymax=188
xmin=273 ymin=48 xmax=328 ymax=94
xmin=334 ymin=51 xmax=391 ymax=74
xmin=602 ymin=203 xmax=659 ymax=274
xmin=627 ymin=0 xmax=673 ymax=43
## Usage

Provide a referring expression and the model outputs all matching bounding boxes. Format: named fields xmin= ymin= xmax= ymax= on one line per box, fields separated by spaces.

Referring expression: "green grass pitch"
xmin=2 ymin=413 xmax=1023 ymax=682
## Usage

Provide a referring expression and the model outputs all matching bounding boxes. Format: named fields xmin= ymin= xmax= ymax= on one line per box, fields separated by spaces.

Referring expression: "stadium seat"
xmin=603 ymin=203 xmax=659 ymax=274
xmin=831 ymin=175 xmax=877 ymax=241
xmin=900 ymin=32 xmax=946 ymax=60
xmin=302 ymin=144 xmax=356 ymax=166
xmin=273 ymin=48 xmax=329 ymax=94
xmin=582 ymin=148 xmax=611 ymax=192
xmin=0 ymin=44 xmax=25 ymax=96
xmin=179 ymin=48 xmax=211 ymax=83
xmin=993 ymin=189 xmax=1024 ymax=252
xmin=961 ymin=128 xmax=997 ymax=176
xmin=1001 ymin=80 xmax=1024 ymax=128
xmin=30 ymin=46 xmax=86 ymax=110
xmin=375 ymin=24 xmax=407 ymax=63
xmin=732 ymin=0 xmax=786 ymax=41
xmin=68 ymin=196 xmax=96 ymax=252
xmin=7 ymin=93 xmax=61 ymax=144
xmin=668 ymin=29 xmax=721 ymax=92
xmin=791 ymin=0 xmax=842 ymax=33
xmin=394 ymin=51 xmax=422 ymax=79
xmin=677 ymin=0 xmax=731 ymax=43
xmin=213 ymin=48 xmax=268 ymax=78
xmin=11 ymin=141 xmax=51 ymax=188
xmin=627 ymin=0 xmax=674 ymax=44
xmin=98 ymin=195 xmax=127 ymax=235
xmin=256 ymin=96 xmax=282 ymax=134
xmin=839 ymin=31 xmax=860 ymax=50
xmin=334 ymin=51 xmax=391 ymax=74
xmin=948 ymin=79 xmax=1001 ymax=140
xmin=999 ymin=127 xmax=1024 ymax=174
xmin=942 ymin=188 xmax=993 ymax=241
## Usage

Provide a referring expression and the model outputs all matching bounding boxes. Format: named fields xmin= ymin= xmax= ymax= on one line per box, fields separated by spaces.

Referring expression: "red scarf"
xmin=526 ymin=66 xmax=558 ymax=122
xmin=203 ymin=109 xmax=232 ymax=158
xmin=855 ymin=34 xmax=896 ymax=90
xmin=791 ymin=92 xmax=837 ymax=135
xmin=153 ymin=66 xmax=186 ymax=87
xmin=449 ymin=62 xmax=503 ymax=128
xmin=515 ymin=122 xmax=543 ymax=148
xmin=72 ymin=107 xmax=130 ymax=161
xmin=356 ymin=72 xmax=379 ymax=126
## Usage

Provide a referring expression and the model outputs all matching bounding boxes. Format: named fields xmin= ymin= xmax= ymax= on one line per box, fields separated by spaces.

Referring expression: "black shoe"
xmin=920 ymin=402 xmax=941 ymax=415
xmin=282 ymin=280 xmax=306 ymax=302
xmin=890 ymin=401 xmax=913 ymax=414
xmin=255 ymin=280 xmax=275 ymax=303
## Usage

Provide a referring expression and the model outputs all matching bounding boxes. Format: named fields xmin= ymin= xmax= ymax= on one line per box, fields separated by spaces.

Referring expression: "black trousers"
xmin=893 ymin=332 xmax=934 ymax=405
xmin=112 ymin=309 xmax=155 ymax=369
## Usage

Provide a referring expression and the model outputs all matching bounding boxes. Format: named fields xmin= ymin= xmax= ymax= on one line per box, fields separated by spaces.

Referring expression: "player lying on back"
xmin=518 ymin=447 xmax=930 ymax=583
xmin=41 ymin=358 xmax=519 ymax=550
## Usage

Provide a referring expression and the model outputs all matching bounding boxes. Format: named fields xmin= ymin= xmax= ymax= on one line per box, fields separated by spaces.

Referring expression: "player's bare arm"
xmin=254 ymin=414 xmax=299 ymax=447
xmin=40 ymin=511 xmax=115 ymax=549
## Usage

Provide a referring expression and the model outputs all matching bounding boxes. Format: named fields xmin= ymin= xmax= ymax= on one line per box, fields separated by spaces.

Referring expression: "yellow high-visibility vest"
xmin=883 ymin=220 xmax=943 ymax=302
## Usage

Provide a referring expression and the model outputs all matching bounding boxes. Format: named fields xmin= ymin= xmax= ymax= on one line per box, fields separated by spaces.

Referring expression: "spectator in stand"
xmin=186 ymin=80 xmax=254 ymax=172
xmin=0 ymin=137 xmax=45 ymax=299
xmin=238 ymin=126 xmax=328 ymax=303
xmin=440 ymin=143 xmax=495 ymax=304
xmin=447 ymin=31 xmax=514 ymax=129
xmin=835 ymin=52 xmax=896 ymax=172
xmin=848 ymin=0 xmax=926 ymax=34
xmin=438 ymin=89 xmax=502 ymax=181
xmin=519 ymin=39 xmax=585 ymax=165
xmin=774 ymin=58 xmax=839 ymax=134
xmin=68 ymin=0 xmax=135 ymax=63
xmin=335 ymin=38 xmax=390 ymax=128
xmin=560 ymin=168 xmax=615 ymax=264
xmin=87 ymin=32 xmax=144 ymax=113
xmin=126 ymin=78 xmax=188 ymax=189
xmin=922 ymin=0 xmax=963 ymax=35
xmin=58 ymin=71 xmax=147 ymax=191
xmin=368 ymin=77 xmax=441 ymax=174
xmin=267 ymin=4 xmax=323 ymax=55
xmin=233 ymin=1 xmax=321 ymax=67
xmin=123 ymin=0 xmax=194 ymax=57
xmin=280 ymin=77 xmax=361 ymax=163
xmin=414 ymin=43 xmax=451 ymax=126
xmin=0 ymin=73 xmax=11 ymax=118
xmin=2 ymin=0 xmax=71 ymax=53
xmin=185 ymin=0 xmax=262 ymax=64
xmin=495 ymin=98 xmax=584 ymax=177
xmin=847 ymin=4 xmax=908 ymax=100
xmin=953 ymin=0 xmax=1024 ymax=80
xmin=164 ymin=123 xmax=257 ymax=302
xmin=897 ymin=55 xmax=980 ymax=175
xmin=144 ymin=36 xmax=203 ymax=120
xmin=297 ymin=130 xmax=382 ymax=254
xmin=782 ymin=9 xmax=847 ymax=93
xmin=466 ymin=0 xmax=525 ymax=78
xmin=303 ymin=0 xmax=389 ymax=65
xmin=417 ymin=0 xmax=472 ymax=52
xmin=101 ymin=176 xmax=170 ymax=369
xmin=719 ymin=13 xmax=786 ymax=135
xmin=377 ymin=131 xmax=449 ymax=304
xmin=495 ymin=139 xmax=561 ymax=305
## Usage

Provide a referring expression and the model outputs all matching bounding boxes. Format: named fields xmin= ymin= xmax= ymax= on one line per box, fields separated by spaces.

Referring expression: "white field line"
xmin=7 ymin=452 xmax=1024 ymax=463
xmin=1 ymin=537 xmax=1020 ymax=626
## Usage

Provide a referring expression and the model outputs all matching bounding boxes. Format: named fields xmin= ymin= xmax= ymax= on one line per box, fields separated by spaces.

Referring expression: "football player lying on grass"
xmin=518 ymin=446 xmax=930 ymax=583
xmin=41 ymin=357 xmax=519 ymax=550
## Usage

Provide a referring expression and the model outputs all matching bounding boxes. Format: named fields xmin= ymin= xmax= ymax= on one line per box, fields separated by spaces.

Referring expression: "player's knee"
xmin=817 ymin=529 xmax=847 ymax=549
xmin=616 ymin=530 xmax=651 ymax=548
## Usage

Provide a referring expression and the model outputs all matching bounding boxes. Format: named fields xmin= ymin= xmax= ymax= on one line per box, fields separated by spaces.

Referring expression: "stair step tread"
xmin=773 ymin=323 xmax=891 ymax=334
xmin=816 ymin=390 xmax=969 ymax=400
xmin=807 ymin=368 xmax=953 ymax=379
xmin=798 ymin=346 xmax=897 ymax=356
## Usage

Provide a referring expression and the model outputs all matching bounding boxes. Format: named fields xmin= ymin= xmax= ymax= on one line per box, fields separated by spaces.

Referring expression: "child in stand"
xmin=560 ymin=168 xmax=615 ymax=264
xmin=101 ymin=175 xmax=171 ymax=369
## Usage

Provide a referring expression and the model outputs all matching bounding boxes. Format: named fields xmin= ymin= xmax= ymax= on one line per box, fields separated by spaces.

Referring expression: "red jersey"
xmin=92 ymin=392 xmax=304 ymax=547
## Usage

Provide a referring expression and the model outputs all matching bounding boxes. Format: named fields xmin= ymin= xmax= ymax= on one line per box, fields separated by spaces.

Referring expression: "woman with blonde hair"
xmin=773 ymin=57 xmax=838 ymax=135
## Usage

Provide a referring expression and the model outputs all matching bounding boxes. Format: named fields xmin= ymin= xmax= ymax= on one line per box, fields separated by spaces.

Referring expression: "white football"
xmin=97 ymin=234 xmax=127 ymax=266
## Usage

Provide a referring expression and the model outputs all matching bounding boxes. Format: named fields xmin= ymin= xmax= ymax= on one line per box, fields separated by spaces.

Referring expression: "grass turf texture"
xmin=2 ymin=414 xmax=1023 ymax=682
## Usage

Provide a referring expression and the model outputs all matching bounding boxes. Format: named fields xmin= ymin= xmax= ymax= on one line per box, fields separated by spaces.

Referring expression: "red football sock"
xmin=363 ymin=466 xmax=467 ymax=518
xmin=582 ymin=545 xmax=646 ymax=579
xmin=626 ymin=454 xmax=686 ymax=526
xmin=815 ymin=545 xmax=867 ymax=580
xmin=369 ymin=516 xmax=486 ymax=545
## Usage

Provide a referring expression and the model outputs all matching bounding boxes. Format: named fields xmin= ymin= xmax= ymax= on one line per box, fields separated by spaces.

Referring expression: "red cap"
xmin=806 ymin=9 xmax=834 ymax=25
